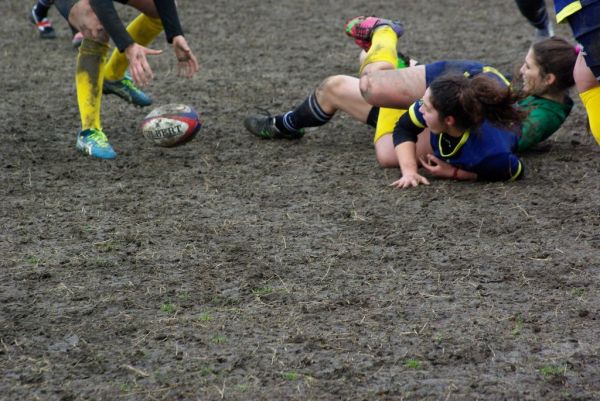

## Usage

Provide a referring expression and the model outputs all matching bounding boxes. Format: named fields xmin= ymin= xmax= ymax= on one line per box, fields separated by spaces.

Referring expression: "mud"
xmin=2 ymin=0 xmax=600 ymax=400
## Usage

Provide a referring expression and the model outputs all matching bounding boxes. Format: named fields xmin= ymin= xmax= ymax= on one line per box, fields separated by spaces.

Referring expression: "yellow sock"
xmin=76 ymin=38 xmax=110 ymax=130
xmin=580 ymin=84 xmax=600 ymax=145
xmin=360 ymin=26 xmax=398 ymax=73
xmin=104 ymin=14 xmax=163 ymax=81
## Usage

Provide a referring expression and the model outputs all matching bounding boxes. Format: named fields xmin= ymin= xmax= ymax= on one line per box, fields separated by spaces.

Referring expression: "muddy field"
xmin=2 ymin=0 xmax=600 ymax=400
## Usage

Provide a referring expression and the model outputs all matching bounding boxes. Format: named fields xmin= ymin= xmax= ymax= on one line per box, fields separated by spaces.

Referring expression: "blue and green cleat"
xmin=103 ymin=72 xmax=153 ymax=107
xmin=76 ymin=128 xmax=117 ymax=159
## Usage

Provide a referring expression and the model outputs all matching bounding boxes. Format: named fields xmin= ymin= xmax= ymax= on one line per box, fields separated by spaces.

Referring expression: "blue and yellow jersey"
xmin=425 ymin=60 xmax=511 ymax=88
xmin=554 ymin=0 xmax=600 ymax=22
xmin=393 ymin=101 xmax=523 ymax=182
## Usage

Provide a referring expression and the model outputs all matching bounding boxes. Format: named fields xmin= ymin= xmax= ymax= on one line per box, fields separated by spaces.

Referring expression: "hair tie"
xmin=574 ymin=44 xmax=583 ymax=55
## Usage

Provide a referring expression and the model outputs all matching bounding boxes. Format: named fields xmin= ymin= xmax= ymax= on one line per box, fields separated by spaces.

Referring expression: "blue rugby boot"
xmin=103 ymin=72 xmax=153 ymax=107
xmin=76 ymin=129 xmax=117 ymax=159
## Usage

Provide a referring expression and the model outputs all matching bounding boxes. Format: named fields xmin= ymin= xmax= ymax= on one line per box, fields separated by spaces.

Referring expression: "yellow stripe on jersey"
xmin=483 ymin=66 xmax=511 ymax=87
xmin=556 ymin=1 xmax=582 ymax=23
xmin=510 ymin=161 xmax=523 ymax=181
xmin=408 ymin=103 xmax=425 ymax=129
xmin=437 ymin=129 xmax=470 ymax=158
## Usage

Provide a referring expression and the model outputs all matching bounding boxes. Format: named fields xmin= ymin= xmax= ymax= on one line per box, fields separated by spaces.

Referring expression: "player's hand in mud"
xmin=125 ymin=43 xmax=163 ymax=87
xmin=390 ymin=171 xmax=430 ymax=189
xmin=172 ymin=35 xmax=199 ymax=78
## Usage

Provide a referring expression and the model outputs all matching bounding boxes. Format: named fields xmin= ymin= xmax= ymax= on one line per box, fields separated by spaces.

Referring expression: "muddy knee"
xmin=359 ymin=74 xmax=375 ymax=103
xmin=69 ymin=2 xmax=110 ymax=43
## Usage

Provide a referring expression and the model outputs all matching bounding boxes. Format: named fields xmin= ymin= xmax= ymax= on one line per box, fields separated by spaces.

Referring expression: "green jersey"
xmin=517 ymin=95 xmax=573 ymax=152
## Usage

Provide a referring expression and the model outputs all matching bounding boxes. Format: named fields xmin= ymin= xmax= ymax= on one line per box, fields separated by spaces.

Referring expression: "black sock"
xmin=274 ymin=92 xmax=333 ymax=134
xmin=33 ymin=1 xmax=52 ymax=20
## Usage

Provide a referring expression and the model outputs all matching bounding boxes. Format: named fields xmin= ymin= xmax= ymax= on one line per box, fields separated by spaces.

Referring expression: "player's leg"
xmin=344 ymin=16 xmax=404 ymax=74
xmin=30 ymin=0 xmax=57 ymax=39
xmin=374 ymin=123 xmax=432 ymax=168
xmin=244 ymin=75 xmax=372 ymax=139
xmin=372 ymin=108 xmax=405 ymax=167
xmin=345 ymin=16 xmax=426 ymax=110
xmin=102 ymin=0 xmax=163 ymax=106
xmin=359 ymin=65 xmax=426 ymax=110
xmin=575 ymin=55 xmax=600 ymax=145
xmin=59 ymin=0 xmax=116 ymax=158
xmin=564 ymin=3 xmax=600 ymax=145
xmin=514 ymin=0 xmax=553 ymax=40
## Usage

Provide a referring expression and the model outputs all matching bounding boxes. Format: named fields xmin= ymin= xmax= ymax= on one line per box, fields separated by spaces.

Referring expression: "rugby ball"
xmin=138 ymin=104 xmax=202 ymax=147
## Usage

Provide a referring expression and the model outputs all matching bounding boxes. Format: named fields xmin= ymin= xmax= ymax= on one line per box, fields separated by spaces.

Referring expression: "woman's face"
xmin=419 ymin=88 xmax=445 ymax=134
xmin=520 ymin=48 xmax=547 ymax=95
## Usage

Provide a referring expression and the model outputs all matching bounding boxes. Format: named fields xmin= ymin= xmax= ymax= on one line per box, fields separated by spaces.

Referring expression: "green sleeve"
xmin=517 ymin=98 xmax=571 ymax=152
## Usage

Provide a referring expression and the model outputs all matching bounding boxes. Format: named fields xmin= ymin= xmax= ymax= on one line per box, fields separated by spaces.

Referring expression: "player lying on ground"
xmin=54 ymin=0 xmax=199 ymax=159
xmin=244 ymin=17 xmax=577 ymax=187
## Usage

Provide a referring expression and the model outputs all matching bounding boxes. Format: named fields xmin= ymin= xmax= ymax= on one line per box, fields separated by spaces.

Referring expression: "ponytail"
xmin=429 ymin=74 xmax=526 ymax=131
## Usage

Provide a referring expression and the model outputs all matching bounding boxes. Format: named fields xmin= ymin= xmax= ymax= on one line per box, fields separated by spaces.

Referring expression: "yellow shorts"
xmin=580 ymin=85 xmax=600 ymax=146
xmin=374 ymin=107 xmax=407 ymax=143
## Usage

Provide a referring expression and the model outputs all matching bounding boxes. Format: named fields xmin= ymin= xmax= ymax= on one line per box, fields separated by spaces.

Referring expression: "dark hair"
xmin=429 ymin=74 xmax=525 ymax=131
xmin=531 ymin=36 xmax=577 ymax=92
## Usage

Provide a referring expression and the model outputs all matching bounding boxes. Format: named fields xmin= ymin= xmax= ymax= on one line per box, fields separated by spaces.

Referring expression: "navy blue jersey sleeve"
xmin=90 ymin=0 xmax=134 ymax=52
xmin=153 ymin=0 xmax=184 ymax=43
xmin=392 ymin=101 xmax=427 ymax=146
xmin=475 ymin=153 xmax=524 ymax=181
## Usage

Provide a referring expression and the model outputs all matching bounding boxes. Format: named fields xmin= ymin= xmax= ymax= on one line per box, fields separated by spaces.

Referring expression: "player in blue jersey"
xmin=53 ymin=0 xmax=199 ymax=159
xmin=244 ymin=18 xmax=577 ymax=185
xmin=390 ymin=74 xmax=524 ymax=188
xmin=553 ymin=0 xmax=600 ymax=145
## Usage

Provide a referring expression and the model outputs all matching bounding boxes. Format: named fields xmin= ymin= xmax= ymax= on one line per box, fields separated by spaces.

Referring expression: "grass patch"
xmin=211 ymin=334 xmax=227 ymax=344
xmin=540 ymin=364 xmax=567 ymax=378
xmin=160 ymin=301 xmax=176 ymax=314
xmin=251 ymin=287 xmax=273 ymax=297
xmin=25 ymin=255 xmax=42 ymax=266
xmin=404 ymin=359 xmax=422 ymax=369
xmin=198 ymin=312 xmax=212 ymax=322
xmin=281 ymin=371 xmax=300 ymax=381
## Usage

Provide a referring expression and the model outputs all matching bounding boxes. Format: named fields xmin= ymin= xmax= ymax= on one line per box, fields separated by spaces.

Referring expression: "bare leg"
xmin=360 ymin=65 xmax=427 ymax=109
xmin=574 ymin=54 xmax=600 ymax=144
xmin=316 ymin=75 xmax=373 ymax=122
xmin=68 ymin=0 xmax=108 ymax=42
xmin=574 ymin=52 xmax=599 ymax=93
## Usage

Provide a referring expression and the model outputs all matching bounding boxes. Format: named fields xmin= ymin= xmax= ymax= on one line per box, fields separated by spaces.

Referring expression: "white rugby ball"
xmin=138 ymin=104 xmax=202 ymax=147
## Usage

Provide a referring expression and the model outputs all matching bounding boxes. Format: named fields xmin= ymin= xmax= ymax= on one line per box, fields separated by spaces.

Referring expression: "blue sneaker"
xmin=102 ymin=72 xmax=153 ymax=107
xmin=76 ymin=129 xmax=117 ymax=159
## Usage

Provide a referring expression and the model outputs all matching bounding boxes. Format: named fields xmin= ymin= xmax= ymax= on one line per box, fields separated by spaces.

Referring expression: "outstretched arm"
xmin=389 ymin=104 xmax=431 ymax=189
